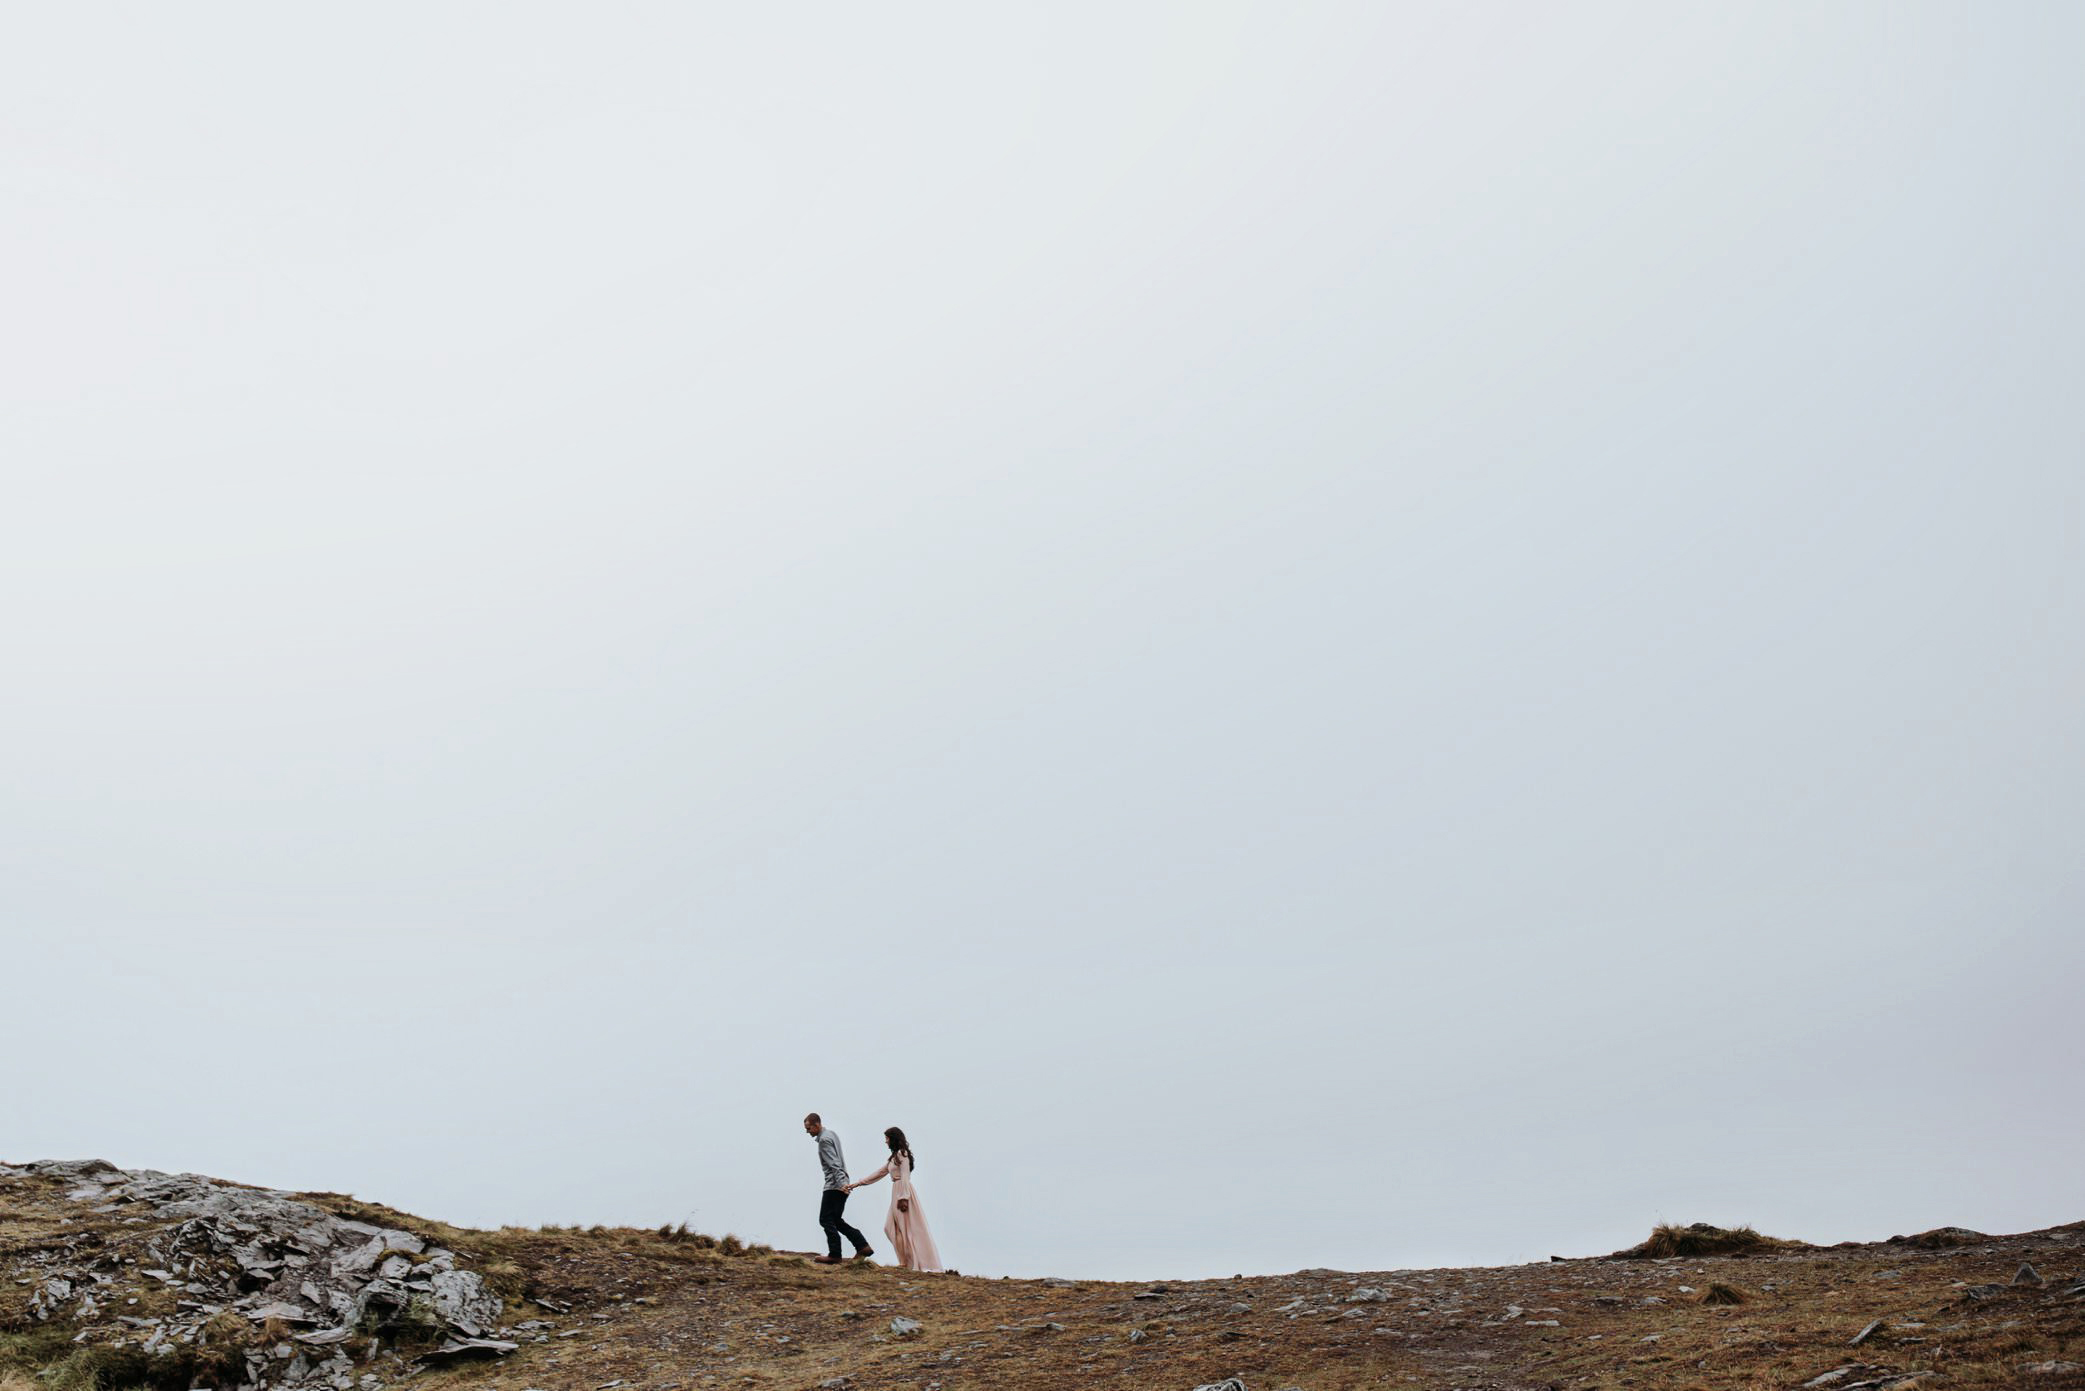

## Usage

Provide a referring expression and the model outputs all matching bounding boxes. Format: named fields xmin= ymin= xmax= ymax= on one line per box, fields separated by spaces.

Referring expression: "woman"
xmin=843 ymin=1126 xmax=943 ymax=1273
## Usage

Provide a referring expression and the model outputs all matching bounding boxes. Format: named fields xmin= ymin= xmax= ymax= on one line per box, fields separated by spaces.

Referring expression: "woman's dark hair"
xmin=884 ymin=1126 xmax=915 ymax=1171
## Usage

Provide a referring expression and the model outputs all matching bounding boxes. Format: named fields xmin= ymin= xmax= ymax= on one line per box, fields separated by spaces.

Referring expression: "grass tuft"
xmin=1611 ymin=1223 xmax=1788 ymax=1260
xmin=1887 ymin=1226 xmax=1987 ymax=1249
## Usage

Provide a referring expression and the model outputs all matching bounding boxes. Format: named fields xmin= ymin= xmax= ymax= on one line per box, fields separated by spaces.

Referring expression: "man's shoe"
xmin=852 ymin=1248 xmax=876 ymax=1261
xmin=813 ymin=1255 xmax=842 ymax=1265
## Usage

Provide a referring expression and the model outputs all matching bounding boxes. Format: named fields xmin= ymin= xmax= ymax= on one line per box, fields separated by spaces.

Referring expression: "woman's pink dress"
xmin=853 ymin=1152 xmax=942 ymax=1273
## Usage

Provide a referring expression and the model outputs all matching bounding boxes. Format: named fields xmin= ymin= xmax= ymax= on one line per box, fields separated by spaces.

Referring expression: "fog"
xmin=5 ymin=3 xmax=2080 ymax=1279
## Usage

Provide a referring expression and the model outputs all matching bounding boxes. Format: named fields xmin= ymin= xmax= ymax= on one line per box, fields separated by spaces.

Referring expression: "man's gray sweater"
xmin=817 ymin=1130 xmax=849 ymax=1191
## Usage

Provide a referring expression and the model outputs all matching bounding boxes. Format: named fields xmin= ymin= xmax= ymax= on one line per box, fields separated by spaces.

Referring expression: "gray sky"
xmin=4 ymin=3 xmax=2080 ymax=1281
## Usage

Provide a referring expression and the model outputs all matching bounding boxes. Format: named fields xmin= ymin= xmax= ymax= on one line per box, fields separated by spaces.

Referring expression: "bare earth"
xmin=4 ymin=1162 xmax=2081 ymax=1391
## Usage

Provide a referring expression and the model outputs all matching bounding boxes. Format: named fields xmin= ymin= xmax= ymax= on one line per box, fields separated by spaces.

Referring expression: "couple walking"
xmin=802 ymin=1113 xmax=943 ymax=1273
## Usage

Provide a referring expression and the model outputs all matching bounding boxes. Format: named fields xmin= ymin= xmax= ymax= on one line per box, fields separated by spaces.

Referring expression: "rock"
xmin=295 ymin=1327 xmax=355 ymax=1346
xmin=1346 ymin=1287 xmax=1388 ymax=1302
xmin=428 ymin=1269 xmax=501 ymax=1335
xmin=245 ymin=1299 xmax=319 ymax=1324
xmin=820 ymin=1379 xmax=854 ymax=1390
xmin=2027 ymin=1362 xmax=2084 ymax=1375
xmin=890 ymin=1317 xmax=923 ymax=1336
xmin=1801 ymin=1366 xmax=1927 ymax=1390
xmin=2014 ymin=1262 xmax=2043 ymax=1287
xmin=1850 ymin=1319 xmax=1883 ymax=1347
xmin=423 ymin=1335 xmax=518 ymax=1359
xmin=350 ymin=1279 xmax=410 ymax=1329
xmin=25 ymin=1159 xmax=120 ymax=1181
xmin=1128 ymin=1328 xmax=1147 ymax=1343
xmin=1191 ymin=1380 xmax=1250 ymax=1391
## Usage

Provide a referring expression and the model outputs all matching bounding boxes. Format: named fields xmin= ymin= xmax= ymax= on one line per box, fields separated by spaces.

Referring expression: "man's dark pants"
xmin=819 ymin=1188 xmax=869 ymax=1258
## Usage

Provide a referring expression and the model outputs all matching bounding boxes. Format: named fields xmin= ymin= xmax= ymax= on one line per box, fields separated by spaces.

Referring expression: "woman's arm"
xmin=846 ymin=1163 xmax=891 ymax=1192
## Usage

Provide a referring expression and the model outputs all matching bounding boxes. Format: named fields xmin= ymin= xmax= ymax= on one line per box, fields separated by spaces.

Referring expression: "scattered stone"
xmin=890 ymin=1317 xmax=923 ymax=1336
xmin=1850 ymin=1319 xmax=1883 ymax=1346
xmin=1346 ymin=1287 xmax=1388 ymax=1302
xmin=1128 ymin=1328 xmax=1147 ymax=1343
xmin=246 ymin=1299 xmax=320 ymax=1324
xmin=295 ymin=1327 xmax=355 ymax=1346
xmin=1191 ymin=1380 xmax=1249 ymax=1391
xmin=422 ymin=1335 xmax=519 ymax=1360
xmin=819 ymin=1379 xmax=854 ymax=1390
xmin=2014 ymin=1263 xmax=2043 ymax=1287
xmin=2026 ymin=1362 xmax=2084 ymax=1375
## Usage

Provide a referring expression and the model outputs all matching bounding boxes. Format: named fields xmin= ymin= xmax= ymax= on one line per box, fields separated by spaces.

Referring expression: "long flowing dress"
xmin=852 ymin=1151 xmax=942 ymax=1272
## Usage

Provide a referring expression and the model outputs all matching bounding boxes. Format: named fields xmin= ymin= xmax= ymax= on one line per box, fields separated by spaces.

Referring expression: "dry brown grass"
xmin=1612 ymin=1221 xmax=1792 ymax=1259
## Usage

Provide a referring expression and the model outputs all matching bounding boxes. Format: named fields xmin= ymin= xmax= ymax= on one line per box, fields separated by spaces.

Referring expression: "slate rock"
xmin=423 ymin=1335 xmax=518 ymax=1359
xmin=428 ymin=1270 xmax=501 ymax=1335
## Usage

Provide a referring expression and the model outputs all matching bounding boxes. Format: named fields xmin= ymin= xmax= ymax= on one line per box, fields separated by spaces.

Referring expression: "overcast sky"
xmin=5 ymin=3 xmax=2081 ymax=1281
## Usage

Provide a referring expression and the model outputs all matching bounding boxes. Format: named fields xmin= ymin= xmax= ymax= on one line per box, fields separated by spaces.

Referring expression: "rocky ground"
xmin=4 ymin=1161 xmax=2081 ymax=1391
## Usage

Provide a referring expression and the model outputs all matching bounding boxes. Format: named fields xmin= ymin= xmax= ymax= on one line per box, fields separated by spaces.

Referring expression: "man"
xmin=803 ymin=1113 xmax=873 ymax=1265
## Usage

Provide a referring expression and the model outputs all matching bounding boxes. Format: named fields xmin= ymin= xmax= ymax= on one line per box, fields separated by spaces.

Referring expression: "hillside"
xmin=4 ymin=1160 xmax=2081 ymax=1391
